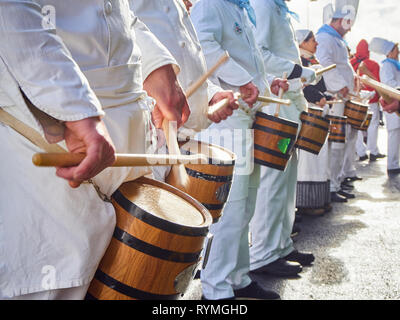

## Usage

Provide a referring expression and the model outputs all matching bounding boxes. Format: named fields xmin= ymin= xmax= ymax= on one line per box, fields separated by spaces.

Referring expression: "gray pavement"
xmin=182 ymin=126 xmax=400 ymax=300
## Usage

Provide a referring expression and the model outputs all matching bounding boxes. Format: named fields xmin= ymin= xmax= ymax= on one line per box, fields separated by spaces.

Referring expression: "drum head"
xmin=180 ymin=140 xmax=236 ymax=165
xmin=116 ymin=177 xmax=212 ymax=228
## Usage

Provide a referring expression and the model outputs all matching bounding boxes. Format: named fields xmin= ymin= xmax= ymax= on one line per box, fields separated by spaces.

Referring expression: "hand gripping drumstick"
xmin=274 ymin=72 xmax=288 ymax=117
xmin=32 ymin=153 xmax=208 ymax=167
xmin=163 ymin=51 xmax=230 ymax=189
xmin=301 ymin=64 xmax=337 ymax=83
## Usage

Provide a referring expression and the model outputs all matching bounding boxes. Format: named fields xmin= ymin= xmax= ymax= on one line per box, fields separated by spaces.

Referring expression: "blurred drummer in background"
xmin=315 ymin=0 xmax=360 ymax=203
xmin=370 ymin=37 xmax=400 ymax=176
xmin=351 ymin=39 xmax=386 ymax=163
xmin=295 ymin=29 xmax=333 ymax=217
xmin=191 ymin=0 xmax=287 ymax=300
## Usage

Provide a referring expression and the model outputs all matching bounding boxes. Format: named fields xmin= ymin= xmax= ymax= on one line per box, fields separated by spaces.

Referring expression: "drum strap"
xmin=0 ymin=108 xmax=111 ymax=202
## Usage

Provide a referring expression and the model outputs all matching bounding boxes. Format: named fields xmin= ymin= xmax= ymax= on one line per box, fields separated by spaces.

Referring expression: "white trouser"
xmin=3 ymin=284 xmax=90 ymax=300
xmin=249 ymin=153 xmax=298 ymax=270
xmin=367 ymin=102 xmax=381 ymax=155
xmin=339 ymin=124 xmax=358 ymax=180
xmin=201 ymin=166 xmax=260 ymax=300
xmin=356 ymin=130 xmax=368 ymax=157
xmin=387 ymin=128 xmax=400 ymax=170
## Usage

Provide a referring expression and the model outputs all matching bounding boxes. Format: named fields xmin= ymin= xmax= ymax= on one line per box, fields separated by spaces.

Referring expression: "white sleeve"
xmin=380 ymin=63 xmax=399 ymax=88
xmin=0 ymin=1 xmax=104 ymax=122
xmin=191 ymin=0 xmax=253 ymax=87
xmin=315 ymin=34 xmax=348 ymax=92
xmin=252 ymin=1 xmax=297 ymax=77
xmin=130 ymin=12 xmax=180 ymax=80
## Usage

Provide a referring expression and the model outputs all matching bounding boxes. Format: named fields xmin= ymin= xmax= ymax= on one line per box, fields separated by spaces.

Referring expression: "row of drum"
xmin=84 ymin=100 xmax=371 ymax=300
xmin=254 ymin=99 xmax=372 ymax=172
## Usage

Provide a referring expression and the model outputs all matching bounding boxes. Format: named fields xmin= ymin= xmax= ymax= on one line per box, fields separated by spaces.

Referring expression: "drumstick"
xmin=207 ymin=98 xmax=230 ymax=116
xmin=274 ymin=72 xmax=288 ymax=117
xmin=32 ymin=153 xmax=208 ymax=167
xmin=162 ymin=119 xmax=189 ymax=189
xmin=186 ymin=51 xmax=230 ymax=98
xmin=326 ymin=100 xmax=344 ymax=104
xmin=301 ymin=64 xmax=336 ymax=83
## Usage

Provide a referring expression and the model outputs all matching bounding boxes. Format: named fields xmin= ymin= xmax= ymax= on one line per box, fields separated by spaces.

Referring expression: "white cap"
xmin=296 ymin=29 xmax=312 ymax=45
xmin=332 ymin=0 xmax=359 ymax=20
xmin=370 ymin=37 xmax=397 ymax=56
xmin=323 ymin=0 xmax=359 ymax=24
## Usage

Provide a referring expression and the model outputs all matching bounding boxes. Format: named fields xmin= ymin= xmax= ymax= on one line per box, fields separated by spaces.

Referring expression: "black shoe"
xmin=331 ymin=192 xmax=348 ymax=203
xmin=370 ymin=153 xmax=386 ymax=161
xmin=284 ymin=250 xmax=315 ymax=266
xmin=251 ymin=258 xmax=302 ymax=277
xmin=388 ymin=168 xmax=400 ymax=176
xmin=345 ymin=176 xmax=363 ymax=182
xmin=295 ymin=211 xmax=303 ymax=223
xmin=358 ymin=154 xmax=368 ymax=161
xmin=379 ymin=120 xmax=385 ymax=126
xmin=233 ymin=281 xmax=280 ymax=300
xmin=340 ymin=181 xmax=354 ymax=190
xmin=338 ymin=189 xmax=356 ymax=199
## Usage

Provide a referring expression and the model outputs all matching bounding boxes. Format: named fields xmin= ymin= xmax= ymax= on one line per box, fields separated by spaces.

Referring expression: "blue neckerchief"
xmin=274 ymin=0 xmax=300 ymax=22
xmin=317 ymin=24 xmax=348 ymax=47
xmin=383 ymin=58 xmax=400 ymax=71
xmin=225 ymin=0 xmax=257 ymax=27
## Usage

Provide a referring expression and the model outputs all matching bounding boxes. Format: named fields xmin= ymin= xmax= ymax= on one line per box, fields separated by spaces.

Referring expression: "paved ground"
xmin=182 ymin=127 xmax=400 ymax=300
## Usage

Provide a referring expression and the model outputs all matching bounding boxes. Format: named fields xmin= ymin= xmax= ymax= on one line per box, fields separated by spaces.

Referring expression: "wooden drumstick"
xmin=162 ymin=119 xmax=190 ymax=189
xmin=186 ymin=51 xmax=230 ymax=98
xmin=274 ymin=72 xmax=288 ymax=117
xmin=32 ymin=153 xmax=208 ymax=167
xmin=301 ymin=64 xmax=336 ymax=83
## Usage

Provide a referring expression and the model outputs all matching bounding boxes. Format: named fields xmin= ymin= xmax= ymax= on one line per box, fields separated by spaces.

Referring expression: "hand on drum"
xmin=270 ymin=78 xmax=289 ymax=96
xmin=208 ymin=90 xmax=239 ymax=123
xmin=380 ymin=98 xmax=400 ymax=114
xmin=56 ymin=117 xmax=116 ymax=188
xmin=239 ymin=82 xmax=259 ymax=108
xmin=339 ymin=86 xmax=350 ymax=99
xmin=144 ymin=64 xmax=191 ymax=129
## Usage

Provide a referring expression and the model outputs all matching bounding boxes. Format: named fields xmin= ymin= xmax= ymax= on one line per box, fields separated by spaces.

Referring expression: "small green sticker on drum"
xmin=278 ymin=138 xmax=291 ymax=154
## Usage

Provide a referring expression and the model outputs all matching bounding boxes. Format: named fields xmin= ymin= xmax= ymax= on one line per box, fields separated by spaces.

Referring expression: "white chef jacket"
xmin=191 ymin=0 xmax=271 ymax=201
xmin=380 ymin=61 xmax=400 ymax=130
xmin=130 ymin=0 xmax=222 ymax=139
xmin=250 ymin=0 xmax=307 ymax=121
xmin=315 ymin=30 xmax=355 ymax=94
xmin=0 ymin=0 xmax=177 ymax=298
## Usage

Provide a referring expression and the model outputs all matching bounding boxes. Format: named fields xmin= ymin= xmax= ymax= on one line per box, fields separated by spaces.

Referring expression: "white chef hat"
xmin=332 ymin=0 xmax=359 ymax=19
xmin=323 ymin=0 xmax=359 ymax=24
xmin=369 ymin=37 xmax=397 ymax=56
xmin=296 ymin=29 xmax=312 ymax=45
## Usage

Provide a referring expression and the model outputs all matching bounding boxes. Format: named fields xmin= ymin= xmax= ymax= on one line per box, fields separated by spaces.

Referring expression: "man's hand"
xmin=301 ymin=67 xmax=317 ymax=84
xmin=143 ymin=64 xmax=190 ymax=129
xmin=380 ymin=98 xmax=400 ymax=114
xmin=339 ymin=86 xmax=349 ymax=98
xmin=56 ymin=117 xmax=116 ymax=188
xmin=239 ymin=82 xmax=259 ymax=108
xmin=316 ymin=97 xmax=327 ymax=107
xmin=208 ymin=90 xmax=239 ymax=123
xmin=270 ymin=78 xmax=289 ymax=96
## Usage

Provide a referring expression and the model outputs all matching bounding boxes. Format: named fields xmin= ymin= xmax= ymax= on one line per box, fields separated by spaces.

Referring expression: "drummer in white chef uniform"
xmin=369 ymin=37 xmax=400 ymax=176
xmin=191 ymin=0 xmax=288 ymax=300
xmin=130 ymin=0 xmax=239 ymax=177
xmin=0 ymin=1 xmax=189 ymax=300
xmin=315 ymin=0 xmax=360 ymax=202
xmin=247 ymin=0 xmax=316 ymax=278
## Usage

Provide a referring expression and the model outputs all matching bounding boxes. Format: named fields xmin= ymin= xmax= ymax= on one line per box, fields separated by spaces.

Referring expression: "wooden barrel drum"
xmin=344 ymin=100 xmax=369 ymax=128
xmin=353 ymin=112 xmax=373 ymax=131
xmin=86 ymin=177 xmax=213 ymax=300
xmin=166 ymin=140 xmax=236 ymax=224
xmin=326 ymin=115 xmax=347 ymax=143
xmin=253 ymin=111 xmax=298 ymax=171
xmin=295 ymin=109 xmax=330 ymax=155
